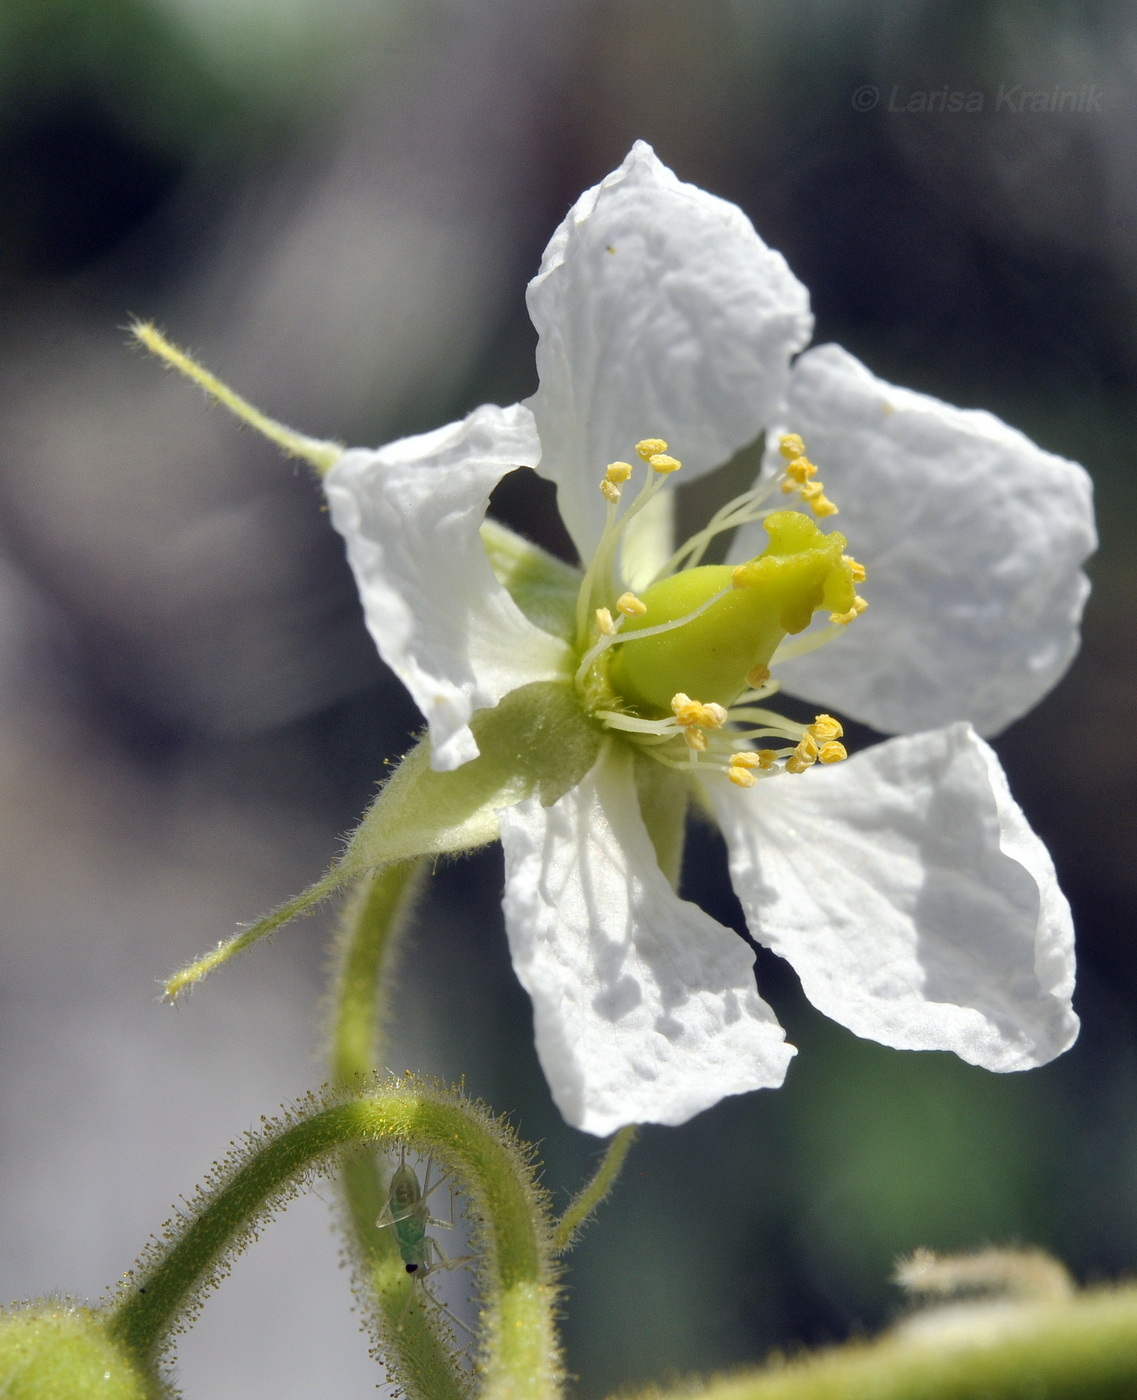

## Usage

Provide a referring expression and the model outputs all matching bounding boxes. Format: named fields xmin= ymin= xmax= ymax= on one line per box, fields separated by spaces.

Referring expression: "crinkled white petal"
xmin=526 ymin=140 xmax=813 ymax=561
xmin=499 ymin=742 xmax=794 ymax=1134
xmin=324 ymin=403 xmax=571 ymax=771
xmin=707 ymin=723 xmax=1077 ymax=1071
xmin=734 ymin=344 xmax=1096 ymax=737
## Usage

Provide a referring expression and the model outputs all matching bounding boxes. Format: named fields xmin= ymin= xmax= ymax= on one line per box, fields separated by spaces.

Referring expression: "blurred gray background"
xmin=1 ymin=1 xmax=1136 ymax=1396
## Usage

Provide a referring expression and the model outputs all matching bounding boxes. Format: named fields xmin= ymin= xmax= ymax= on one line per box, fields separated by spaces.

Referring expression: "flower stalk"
xmin=328 ymin=860 xmax=472 ymax=1400
xmin=105 ymin=1084 xmax=562 ymax=1400
xmin=551 ymin=1127 xmax=637 ymax=1255
xmin=637 ymin=1284 xmax=1137 ymax=1400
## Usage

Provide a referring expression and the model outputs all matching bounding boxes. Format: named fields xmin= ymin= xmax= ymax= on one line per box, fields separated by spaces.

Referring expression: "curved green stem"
xmin=552 ymin=1128 xmax=636 ymax=1255
xmin=638 ymin=1285 xmax=1137 ymax=1400
xmin=329 ymin=862 xmax=469 ymax=1400
xmin=330 ymin=861 xmax=425 ymax=1086
xmin=106 ymin=1084 xmax=562 ymax=1400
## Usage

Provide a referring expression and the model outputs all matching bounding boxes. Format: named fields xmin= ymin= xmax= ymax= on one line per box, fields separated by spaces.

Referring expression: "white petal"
xmin=324 ymin=403 xmax=572 ymax=771
xmin=708 ymin=724 xmax=1078 ymax=1071
xmin=526 ymin=140 xmax=812 ymax=560
xmin=735 ymin=344 xmax=1096 ymax=737
xmin=499 ymin=743 xmax=794 ymax=1134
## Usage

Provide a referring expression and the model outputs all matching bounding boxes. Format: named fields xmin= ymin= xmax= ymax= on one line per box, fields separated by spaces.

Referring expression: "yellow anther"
xmin=799 ymin=480 xmax=825 ymax=501
xmin=811 ymin=496 xmax=839 ymax=517
xmin=784 ymin=734 xmax=819 ymax=773
xmin=818 ymin=741 xmax=847 ymax=764
xmin=684 ymin=727 xmax=708 ymax=752
xmin=636 ymin=438 xmax=668 ymax=460
xmin=605 ymin=461 xmax=633 ymax=484
xmin=649 ymin=453 xmax=681 ymax=474
xmin=756 ymin=749 xmax=778 ymax=769
xmin=844 ymin=554 xmax=866 ymax=583
xmin=780 ymin=479 xmax=797 ymax=494
xmin=595 ymin=607 xmax=617 ymax=636
xmin=829 ymin=595 xmax=868 ymax=625
xmin=616 ymin=591 xmax=647 ymax=617
xmin=729 ymin=751 xmax=764 ymax=769
xmin=779 ymin=433 xmax=805 ymax=459
xmin=746 ymin=663 xmax=771 ymax=689
xmin=728 ymin=764 xmax=758 ymax=788
xmin=785 ymin=456 xmax=818 ymax=484
xmin=670 ymin=693 xmax=727 ymax=729
xmin=600 ymin=479 xmax=622 ymax=504
xmin=807 ymin=714 xmax=844 ymax=741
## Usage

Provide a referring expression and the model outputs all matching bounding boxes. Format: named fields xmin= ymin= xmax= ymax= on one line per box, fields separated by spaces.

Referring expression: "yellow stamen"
xmin=729 ymin=751 xmax=764 ymax=769
xmin=785 ymin=456 xmax=818 ymax=484
xmin=844 ymin=554 xmax=866 ymax=583
xmin=649 ymin=453 xmax=681 ymax=475
xmin=746 ymin=663 xmax=771 ymax=689
xmin=606 ymin=461 xmax=633 ymax=484
xmin=778 ymin=433 xmax=805 ymax=459
xmin=670 ymin=693 xmax=727 ymax=729
xmin=786 ymin=732 xmax=818 ymax=773
xmin=830 ymin=595 xmax=868 ymax=625
xmin=596 ymin=607 xmax=617 ymax=636
xmin=756 ymin=749 xmax=778 ymax=769
xmin=684 ymin=727 xmax=708 ymax=752
xmin=636 ymin=438 xmax=668 ymax=460
xmin=807 ymin=714 xmax=843 ymax=741
xmin=600 ymin=479 xmax=622 ymax=504
xmin=616 ymin=591 xmax=647 ymax=617
xmin=812 ymin=496 xmax=839 ymax=517
xmin=728 ymin=764 xmax=758 ymax=788
xmin=799 ymin=480 xmax=825 ymax=501
xmin=819 ymin=741 xmax=847 ymax=764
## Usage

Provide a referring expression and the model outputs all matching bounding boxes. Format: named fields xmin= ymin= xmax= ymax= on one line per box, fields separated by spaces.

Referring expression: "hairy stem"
xmin=328 ymin=862 xmax=469 ymax=1400
xmin=636 ymin=1284 xmax=1137 ymax=1400
xmin=552 ymin=1128 xmax=637 ymax=1254
xmin=330 ymin=861 xmax=425 ymax=1086
xmin=106 ymin=1085 xmax=562 ymax=1400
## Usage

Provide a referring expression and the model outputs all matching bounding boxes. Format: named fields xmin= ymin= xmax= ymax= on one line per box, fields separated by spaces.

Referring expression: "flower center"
xmin=574 ymin=435 xmax=868 ymax=786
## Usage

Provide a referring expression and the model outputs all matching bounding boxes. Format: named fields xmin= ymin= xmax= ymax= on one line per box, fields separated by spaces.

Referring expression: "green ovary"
xmin=608 ymin=510 xmax=856 ymax=714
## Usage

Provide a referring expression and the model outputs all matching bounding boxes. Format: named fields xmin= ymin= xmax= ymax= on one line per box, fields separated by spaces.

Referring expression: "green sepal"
xmin=346 ymin=680 xmax=601 ymax=865
xmin=0 ymin=1304 xmax=161 ymax=1400
xmin=480 ymin=518 xmax=580 ymax=641
xmin=633 ymin=754 xmax=691 ymax=890
xmin=164 ymin=682 xmax=601 ymax=996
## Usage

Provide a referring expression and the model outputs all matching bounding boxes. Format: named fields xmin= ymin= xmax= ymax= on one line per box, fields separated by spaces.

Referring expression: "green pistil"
xmin=607 ymin=511 xmax=856 ymax=714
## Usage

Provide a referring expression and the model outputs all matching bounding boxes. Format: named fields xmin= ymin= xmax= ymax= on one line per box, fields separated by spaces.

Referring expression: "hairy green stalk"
xmin=330 ymin=861 xmax=425 ymax=1087
xmin=107 ymin=1083 xmax=562 ymax=1400
xmin=328 ymin=861 xmax=471 ymax=1400
xmin=552 ymin=1128 xmax=637 ymax=1255
xmin=634 ymin=1284 xmax=1137 ymax=1400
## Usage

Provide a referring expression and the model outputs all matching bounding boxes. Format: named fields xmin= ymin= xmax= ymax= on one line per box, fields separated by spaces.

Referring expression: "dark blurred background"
xmin=0 ymin=1 xmax=1135 ymax=1396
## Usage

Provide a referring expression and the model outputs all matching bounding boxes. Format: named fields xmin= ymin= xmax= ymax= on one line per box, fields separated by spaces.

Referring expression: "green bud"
xmin=0 ymin=1303 xmax=158 ymax=1399
xmin=608 ymin=510 xmax=855 ymax=714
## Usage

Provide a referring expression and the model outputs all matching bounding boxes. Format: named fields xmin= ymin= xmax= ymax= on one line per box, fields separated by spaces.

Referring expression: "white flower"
xmin=284 ymin=143 xmax=1094 ymax=1135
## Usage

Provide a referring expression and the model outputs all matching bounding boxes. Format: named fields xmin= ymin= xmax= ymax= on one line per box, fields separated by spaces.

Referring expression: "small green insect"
xmin=375 ymin=1148 xmax=471 ymax=1332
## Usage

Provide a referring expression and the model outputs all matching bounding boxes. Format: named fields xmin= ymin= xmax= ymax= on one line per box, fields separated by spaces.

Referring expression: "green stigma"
xmin=607 ymin=510 xmax=857 ymax=714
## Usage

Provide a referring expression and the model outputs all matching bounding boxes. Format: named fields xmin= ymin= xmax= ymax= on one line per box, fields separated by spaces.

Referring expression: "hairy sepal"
xmin=347 ymin=680 xmax=601 ymax=866
xmin=479 ymin=518 xmax=580 ymax=641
